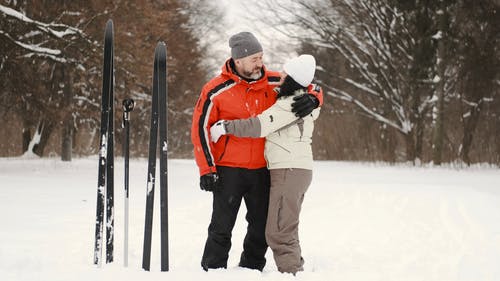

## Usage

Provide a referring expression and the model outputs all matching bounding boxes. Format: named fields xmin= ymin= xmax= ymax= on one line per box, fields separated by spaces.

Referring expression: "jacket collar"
xmin=221 ymin=58 xmax=269 ymax=90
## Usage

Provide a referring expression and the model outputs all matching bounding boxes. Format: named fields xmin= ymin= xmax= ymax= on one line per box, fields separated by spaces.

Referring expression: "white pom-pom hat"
xmin=283 ymin=54 xmax=316 ymax=87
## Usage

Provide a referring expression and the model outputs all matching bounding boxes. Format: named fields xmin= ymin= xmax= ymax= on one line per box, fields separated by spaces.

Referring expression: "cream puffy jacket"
xmin=224 ymin=91 xmax=320 ymax=170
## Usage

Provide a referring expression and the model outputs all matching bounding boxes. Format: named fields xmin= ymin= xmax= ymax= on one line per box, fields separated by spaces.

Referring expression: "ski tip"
xmin=105 ymin=19 xmax=114 ymax=39
xmin=106 ymin=19 xmax=113 ymax=28
xmin=155 ymin=42 xmax=167 ymax=53
xmin=154 ymin=42 xmax=167 ymax=60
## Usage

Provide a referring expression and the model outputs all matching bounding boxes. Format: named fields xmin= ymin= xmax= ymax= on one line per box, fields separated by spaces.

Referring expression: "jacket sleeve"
xmin=308 ymin=83 xmax=324 ymax=106
xmin=225 ymin=117 xmax=262 ymax=138
xmin=191 ymin=86 xmax=219 ymax=176
xmin=225 ymin=98 xmax=299 ymax=138
xmin=257 ymin=99 xmax=301 ymax=136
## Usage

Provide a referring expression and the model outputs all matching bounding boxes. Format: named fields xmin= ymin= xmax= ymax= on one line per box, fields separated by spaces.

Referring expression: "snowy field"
xmin=0 ymin=157 xmax=499 ymax=281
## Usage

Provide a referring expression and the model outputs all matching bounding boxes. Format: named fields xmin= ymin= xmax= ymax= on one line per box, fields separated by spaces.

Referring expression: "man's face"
xmin=234 ymin=52 xmax=264 ymax=80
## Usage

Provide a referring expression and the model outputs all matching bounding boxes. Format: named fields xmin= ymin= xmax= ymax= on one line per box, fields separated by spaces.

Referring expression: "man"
xmin=190 ymin=32 xmax=322 ymax=271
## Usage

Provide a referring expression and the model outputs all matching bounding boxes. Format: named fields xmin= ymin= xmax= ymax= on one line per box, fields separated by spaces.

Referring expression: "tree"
xmin=431 ymin=0 xmax=448 ymax=165
xmin=254 ymin=0 xmax=500 ymax=165
xmin=451 ymin=0 xmax=499 ymax=165
xmin=0 ymin=0 xmax=225 ymax=159
xmin=259 ymin=0 xmax=442 ymax=162
xmin=0 ymin=2 xmax=99 ymax=158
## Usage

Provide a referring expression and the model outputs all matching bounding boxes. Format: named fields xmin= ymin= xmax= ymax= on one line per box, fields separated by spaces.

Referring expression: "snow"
xmin=432 ymin=31 xmax=443 ymax=40
xmin=21 ymin=123 xmax=43 ymax=158
xmin=0 ymin=157 xmax=499 ymax=281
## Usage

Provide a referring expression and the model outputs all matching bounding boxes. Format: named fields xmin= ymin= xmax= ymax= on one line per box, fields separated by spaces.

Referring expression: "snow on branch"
xmin=0 ymin=5 xmax=81 ymax=39
xmin=0 ymin=4 xmax=96 ymax=64
xmin=0 ymin=30 xmax=61 ymax=56
xmin=261 ymin=0 xmax=425 ymax=137
xmin=339 ymin=76 xmax=381 ymax=97
xmin=325 ymin=86 xmax=408 ymax=134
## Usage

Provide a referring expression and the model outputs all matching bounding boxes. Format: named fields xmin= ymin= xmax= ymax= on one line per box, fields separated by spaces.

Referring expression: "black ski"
xmin=142 ymin=42 xmax=169 ymax=271
xmin=157 ymin=42 xmax=169 ymax=272
xmin=142 ymin=42 xmax=160 ymax=271
xmin=94 ymin=19 xmax=114 ymax=266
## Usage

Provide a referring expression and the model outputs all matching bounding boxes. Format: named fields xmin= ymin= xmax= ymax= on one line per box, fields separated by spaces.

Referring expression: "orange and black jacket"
xmin=191 ymin=58 xmax=323 ymax=176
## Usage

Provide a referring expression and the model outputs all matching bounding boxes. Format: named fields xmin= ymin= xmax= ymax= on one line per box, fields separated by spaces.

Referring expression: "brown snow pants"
xmin=266 ymin=168 xmax=312 ymax=274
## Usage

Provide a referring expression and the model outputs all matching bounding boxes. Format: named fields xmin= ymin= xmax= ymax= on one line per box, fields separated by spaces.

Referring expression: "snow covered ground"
xmin=0 ymin=157 xmax=499 ymax=281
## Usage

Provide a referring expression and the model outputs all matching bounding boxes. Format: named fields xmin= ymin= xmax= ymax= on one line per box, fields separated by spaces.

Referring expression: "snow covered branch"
xmin=0 ymin=30 xmax=61 ymax=55
xmin=0 ymin=5 xmax=81 ymax=39
xmin=282 ymin=0 xmax=422 ymax=137
xmin=0 ymin=4 xmax=95 ymax=64
xmin=325 ymin=86 xmax=408 ymax=134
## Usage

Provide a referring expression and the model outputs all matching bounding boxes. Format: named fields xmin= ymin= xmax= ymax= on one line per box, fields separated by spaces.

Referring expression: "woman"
xmin=210 ymin=54 xmax=319 ymax=274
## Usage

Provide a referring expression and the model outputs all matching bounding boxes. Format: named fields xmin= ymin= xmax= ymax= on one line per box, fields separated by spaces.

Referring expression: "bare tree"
xmin=452 ymin=0 xmax=499 ymax=165
xmin=253 ymin=0 xmax=500 ymax=165
xmin=431 ymin=0 xmax=448 ymax=165
xmin=258 ymin=0 xmax=441 ymax=162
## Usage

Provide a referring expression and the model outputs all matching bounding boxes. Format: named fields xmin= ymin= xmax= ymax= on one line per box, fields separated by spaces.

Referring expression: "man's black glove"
xmin=200 ymin=172 xmax=220 ymax=192
xmin=292 ymin=94 xmax=319 ymax=118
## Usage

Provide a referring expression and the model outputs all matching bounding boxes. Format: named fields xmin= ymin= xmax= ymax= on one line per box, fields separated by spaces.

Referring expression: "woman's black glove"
xmin=292 ymin=94 xmax=319 ymax=118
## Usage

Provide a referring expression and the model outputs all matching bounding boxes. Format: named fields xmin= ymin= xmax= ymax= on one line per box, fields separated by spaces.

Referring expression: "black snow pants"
xmin=201 ymin=166 xmax=270 ymax=271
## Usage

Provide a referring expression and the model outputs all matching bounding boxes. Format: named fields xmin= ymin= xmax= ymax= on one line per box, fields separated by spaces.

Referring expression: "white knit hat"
xmin=283 ymin=54 xmax=316 ymax=87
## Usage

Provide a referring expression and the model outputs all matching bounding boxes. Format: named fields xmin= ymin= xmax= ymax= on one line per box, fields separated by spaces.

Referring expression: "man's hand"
xmin=200 ymin=172 xmax=220 ymax=192
xmin=292 ymin=94 xmax=319 ymax=118
xmin=210 ymin=120 xmax=226 ymax=142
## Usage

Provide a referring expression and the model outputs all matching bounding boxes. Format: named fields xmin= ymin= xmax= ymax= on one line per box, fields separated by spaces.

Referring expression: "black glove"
xmin=200 ymin=172 xmax=220 ymax=192
xmin=292 ymin=94 xmax=319 ymax=118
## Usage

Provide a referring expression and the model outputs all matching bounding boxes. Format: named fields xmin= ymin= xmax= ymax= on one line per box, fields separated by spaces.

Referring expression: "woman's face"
xmin=279 ymin=71 xmax=287 ymax=85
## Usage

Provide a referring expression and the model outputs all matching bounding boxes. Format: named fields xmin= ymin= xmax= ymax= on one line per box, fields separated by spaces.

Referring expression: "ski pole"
xmin=122 ymin=98 xmax=134 ymax=267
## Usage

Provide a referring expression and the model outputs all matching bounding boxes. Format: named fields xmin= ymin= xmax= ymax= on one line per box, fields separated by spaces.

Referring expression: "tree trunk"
xmin=22 ymin=127 xmax=31 ymax=153
xmin=380 ymin=99 xmax=396 ymax=163
xmin=460 ymin=104 xmax=481 ymax=165
xmin=408 ymin=86 xmax=420 ymax=164
xmin=496 ymin=116 xmax=500 ymax=166
xmin=432 ymin=3 xmax=446 ymax=166
xmin=415 ymin=110 xmax=424 ymax=162
xmin=32 ymin=119 xmax=55 ymax=157
xmin=404 ymin=131 xmax=416 ymax=164
xmin=380 ymin=124 xmax=396 ymax=163
xmin=62 ymin=119 xmax=73 ymax=161
xmin=61 ymin=65 xmax=73 ymax=161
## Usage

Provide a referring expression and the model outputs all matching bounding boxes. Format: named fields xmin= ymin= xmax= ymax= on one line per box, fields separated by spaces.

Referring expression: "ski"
xmin=94 ymin=19 xmax=114 ymax=266
xmin=105 ymin=20 xmax=115 ymax=263
xmin=157 ymin=42 xmax=169 ymax=272
xmin=142 ymin=42 xmax=169 ymax=271
xmin=142 ymin=43 xmax=160 ymax=271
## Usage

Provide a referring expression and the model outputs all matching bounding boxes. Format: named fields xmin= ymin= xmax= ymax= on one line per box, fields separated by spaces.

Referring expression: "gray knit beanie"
xmin=229 ymin=32 xmax=263 ymax=59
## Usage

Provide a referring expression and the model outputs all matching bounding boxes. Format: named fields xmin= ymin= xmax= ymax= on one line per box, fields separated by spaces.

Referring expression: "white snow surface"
xmin=1 ymin=157 xmax=499 ymax=281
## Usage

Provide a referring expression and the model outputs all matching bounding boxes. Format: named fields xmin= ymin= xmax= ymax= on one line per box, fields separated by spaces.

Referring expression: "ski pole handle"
xmin=123 ymin=99 xmax=135 ymax=112
xmin=122 ymin=99 xmax=135 ymax=121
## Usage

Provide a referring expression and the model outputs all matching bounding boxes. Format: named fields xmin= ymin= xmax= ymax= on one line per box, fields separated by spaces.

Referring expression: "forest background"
xmin=0 ymin=0 xmax=498 ymax=166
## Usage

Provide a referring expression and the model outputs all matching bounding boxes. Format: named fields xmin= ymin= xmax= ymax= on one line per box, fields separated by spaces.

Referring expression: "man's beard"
xmin=243 ymin=67 xmax=262 ymax=80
